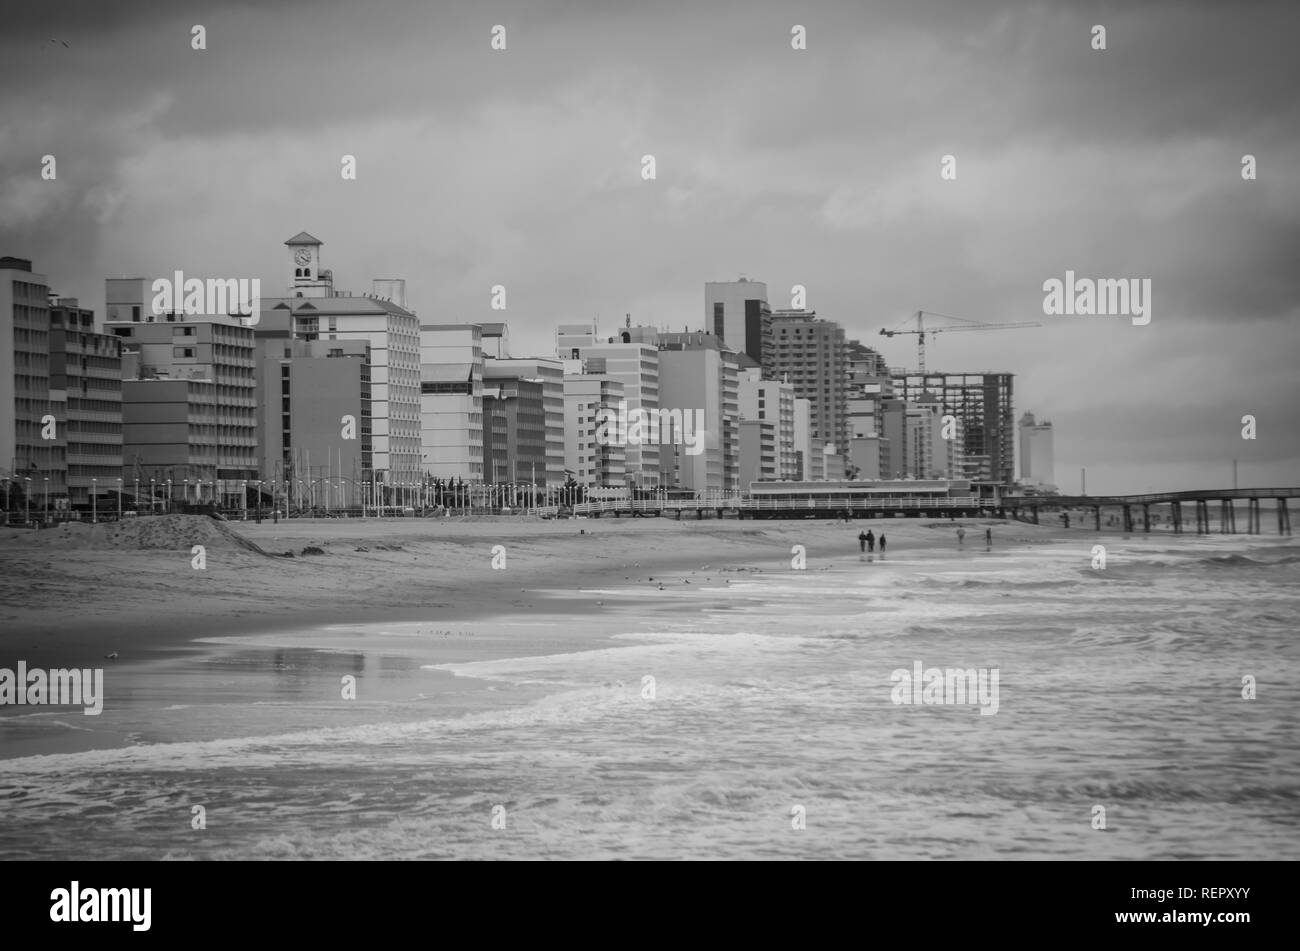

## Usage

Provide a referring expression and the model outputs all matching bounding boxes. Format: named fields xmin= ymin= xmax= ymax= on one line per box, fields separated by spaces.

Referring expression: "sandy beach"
xmin=0 ymin=512 xmax=1059 ymax=668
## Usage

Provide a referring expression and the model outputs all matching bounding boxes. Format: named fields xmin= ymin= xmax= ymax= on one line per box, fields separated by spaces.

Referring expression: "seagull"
xmin=104 ymin=651 xmax=118 ymax=660
xmin=48 ymin=38 xmax=71 ymax=48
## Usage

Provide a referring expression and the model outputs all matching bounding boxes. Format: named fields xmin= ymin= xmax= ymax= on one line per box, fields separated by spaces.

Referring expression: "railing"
xmin=567 ymin=496 xmax=983 ymax=515
xmin=1011 ymin=488 xmax=1300 ymax=505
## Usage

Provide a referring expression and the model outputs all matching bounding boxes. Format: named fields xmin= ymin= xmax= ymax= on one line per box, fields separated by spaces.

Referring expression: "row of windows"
xmin=62 ymin=442 xmax=122 ymax=457
xmin=65 ymin=419 xmax=122 ymax=434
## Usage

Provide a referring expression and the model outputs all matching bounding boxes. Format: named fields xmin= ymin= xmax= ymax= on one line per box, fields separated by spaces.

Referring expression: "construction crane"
xmin=879 ymin=311 xmax=1041 ymax=373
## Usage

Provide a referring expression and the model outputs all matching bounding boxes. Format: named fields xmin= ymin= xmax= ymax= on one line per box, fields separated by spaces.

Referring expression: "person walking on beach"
xmin=957 ymin=526 xmax=966 ymax=546
xmin=985 ymin=527 xmax=992 ymax=546
xmin=878 ymin=533 xmax=887 ymax=553
xmin=866 ymin=529 xmax=875 ymax=552
xmin=858 ymin=530 xmax=868 ymax=553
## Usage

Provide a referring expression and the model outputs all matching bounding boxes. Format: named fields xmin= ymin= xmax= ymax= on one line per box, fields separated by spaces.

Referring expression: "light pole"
xmin=134 ymin=477 xmax=139 ymax=514
xmin=43 ymin=476 xmax=48 ymax=521
xmin=165 ymin=479 xmax=172 ymax=513
xmin=117 ymin=478 xmax=122 ymax=519
xmin=242 ymin=480 xmax=248 ymax=519
xmin=91 ymin=478 xmax=97 ymax=523
xmin=24 ymin=476 xmax=31 ymax=523
xmin=150 ymin=478 xmax=156 ymax=514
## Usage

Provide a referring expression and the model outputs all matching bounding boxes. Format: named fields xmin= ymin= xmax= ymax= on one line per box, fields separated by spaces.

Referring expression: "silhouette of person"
xmin=858 ymin=531 xmax=867 ymax=553
xmin=866 ymin=529 xmax=875 ymax=552
xmin=878 ymin=533 xmax=887 ymax=553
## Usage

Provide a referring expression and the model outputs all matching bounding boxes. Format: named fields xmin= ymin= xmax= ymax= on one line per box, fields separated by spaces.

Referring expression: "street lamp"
xmin=117 ymin=478 xmax=122 ymax=519
xmin=43 ymin=476 xmax=48 ymax=520
xmin=91 ymin=477 xmax=97 ymax=523
xmin=24 ymin=476 xmax=31 ymax=523
xmin=242 ymin=480 xmax=248 ymax=520
xmin=150 ymin=478 xmax=156 ymax=514
xmin=165 ymin=479 xmax=172 ymax=513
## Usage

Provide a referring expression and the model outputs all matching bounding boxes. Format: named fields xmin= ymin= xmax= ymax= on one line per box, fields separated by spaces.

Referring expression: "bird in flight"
xmin=48 ymin=38 xmax=71 ymax=48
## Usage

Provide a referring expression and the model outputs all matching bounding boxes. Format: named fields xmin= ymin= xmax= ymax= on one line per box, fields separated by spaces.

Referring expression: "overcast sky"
xmin=3 ymin=0 xmax=1297 ymax=494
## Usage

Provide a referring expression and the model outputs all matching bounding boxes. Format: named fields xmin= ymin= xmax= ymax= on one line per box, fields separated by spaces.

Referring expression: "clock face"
xmin=294 ymin=248 xmax=312 ymax=266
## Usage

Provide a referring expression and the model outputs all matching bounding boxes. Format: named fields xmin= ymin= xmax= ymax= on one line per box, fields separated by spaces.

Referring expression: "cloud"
xmin=1 ymin=0 xmax=1297 ymax=491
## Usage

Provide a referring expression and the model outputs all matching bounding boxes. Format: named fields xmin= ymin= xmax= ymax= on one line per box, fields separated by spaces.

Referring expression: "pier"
xmin=1005 ymin=487 xmax=1295 ymax=535
xmin=553 ymin=486 xmax=1296 ymax=534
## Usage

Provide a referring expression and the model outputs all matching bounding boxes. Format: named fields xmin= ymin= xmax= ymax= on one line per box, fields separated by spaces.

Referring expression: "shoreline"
xmin=0 ymin=514 xmax=1284 ymax=669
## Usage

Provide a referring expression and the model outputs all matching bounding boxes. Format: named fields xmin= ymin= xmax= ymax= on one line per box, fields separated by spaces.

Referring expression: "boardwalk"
xmin=554 ymin=487 xmax=1296 ymax=535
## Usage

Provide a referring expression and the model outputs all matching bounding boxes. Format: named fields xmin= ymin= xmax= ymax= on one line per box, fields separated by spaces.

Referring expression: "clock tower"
xmin=285 ymin=232 xmax=331 ymax=298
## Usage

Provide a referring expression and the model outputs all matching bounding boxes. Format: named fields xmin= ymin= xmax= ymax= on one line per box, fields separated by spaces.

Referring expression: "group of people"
xmin=955 ymin=526 xmax=993 ymax=546
xmin=855 ymin=525 xmax=994 ymax=554
xmin=857 ymin=529 xmax=886 ymax=553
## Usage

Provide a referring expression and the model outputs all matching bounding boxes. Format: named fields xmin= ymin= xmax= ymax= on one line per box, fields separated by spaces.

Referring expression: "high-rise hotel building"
xmin=0 ymin=257 xmax=64 ymax=506
xmin=261 ymin=233 xmax=422 ymax=487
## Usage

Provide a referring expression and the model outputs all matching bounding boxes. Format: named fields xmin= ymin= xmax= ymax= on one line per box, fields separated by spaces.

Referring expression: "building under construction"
xmin=891 ymin=371 xmax=1015 ymax=485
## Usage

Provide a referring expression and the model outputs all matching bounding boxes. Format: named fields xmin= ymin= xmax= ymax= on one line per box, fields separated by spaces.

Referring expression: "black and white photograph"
xmin=1 ymin=0 xmax=1295 ymax=920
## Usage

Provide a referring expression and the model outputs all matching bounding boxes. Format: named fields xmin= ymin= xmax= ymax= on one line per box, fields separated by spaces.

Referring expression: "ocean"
xmin=2 ymin=533 xmax=1298 ymax=860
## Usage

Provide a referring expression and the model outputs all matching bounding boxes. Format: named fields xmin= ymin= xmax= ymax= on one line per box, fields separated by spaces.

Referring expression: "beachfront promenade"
xmin=562 ymin=487 xmax=1297 ymax=534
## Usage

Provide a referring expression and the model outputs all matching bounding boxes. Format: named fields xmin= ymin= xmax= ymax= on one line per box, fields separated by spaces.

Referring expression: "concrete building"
xmin=879 ymin=396 xmax=908 ymax=480
xmin=253 ymin=304 xmax=372 ymax=509
xmin=483 ymin=357 xmax=565 ymax=486
xmin=737 ymin=366 xmax=797 ymax=483
xmin=793 ymin=398 xmax=814 ymax=481
xmin=770 ymin=309 xmax=849 ymax=464
xmin=263 ymin=233 xmax=422 ymax=488
xmin=0 ymin=257 xmax=64 ymax=512
xmin=845 ymin=340 xmax=893 ymax=479
xmin=655 ymin=330 xmax=739 ymax=495
xmin=894 ymin=372 xmax=1015 ymax=484
xmin=738 ymin=419 xmax=777 ymax=483
xmin=105 ymin=277 xmax=150 ymax=325
xmin=1019 ymin=411 xmax=1056 ymax=489
xmin=107 ymin=316 xmax=258 ymax=506
xmin=905 ymin=395 xmax=965 ymax=480
xmin=705 ymin=279 xmax=772 ymax=371
xmin=563 ymin=374 xmax=626 ymax=487
xmin=48 ymin=299 xmax=123 ymax=507
xmin=555 ymin=322 xmax=660 ymax=488
xmin=419 ymin=323 xmax=484 ymax=482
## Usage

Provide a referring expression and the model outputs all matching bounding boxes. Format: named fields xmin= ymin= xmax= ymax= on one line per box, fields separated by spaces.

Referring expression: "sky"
xmin=2 ymin=0 xmax=1297 ymax=495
